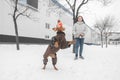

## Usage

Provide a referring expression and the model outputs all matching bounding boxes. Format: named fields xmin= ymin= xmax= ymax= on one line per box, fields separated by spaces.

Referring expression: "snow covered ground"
xmin=0 ymin=44 xmax=120 ymax=80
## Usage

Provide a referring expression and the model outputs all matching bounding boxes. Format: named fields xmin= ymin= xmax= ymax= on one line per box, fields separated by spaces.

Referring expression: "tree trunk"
xmin=101 ymin=32 xmax=103 ymax=48
xmin=72 ymin=17 xmax=77 ymax=53
xmin=105 ymin=35 xmax=108 ymax=48
xmin=13 ymin=16 xmax=20 ymax=50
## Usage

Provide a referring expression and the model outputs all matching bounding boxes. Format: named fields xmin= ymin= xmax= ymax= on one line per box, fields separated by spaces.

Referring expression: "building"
xmin=108 ymin=32 xmax=120 ymax=45
xmin=0 ymin=0 xmax=100 ymax=45
xmin=84 ymin=26 xmax=100 ymax=45
xmin=0 ymin=0 xmax=73 ymax=44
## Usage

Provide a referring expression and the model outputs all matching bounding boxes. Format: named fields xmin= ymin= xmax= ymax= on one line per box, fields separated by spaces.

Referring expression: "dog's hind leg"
xmin=53 ymin=65 xmax=58 ymax=70
xmin=52 ymin=54 xmax=58 ymax=70
xmin=42 ymin=58 xmax=48 ymax=70
xmin=42 ymin=65 xmax=46 ymax=70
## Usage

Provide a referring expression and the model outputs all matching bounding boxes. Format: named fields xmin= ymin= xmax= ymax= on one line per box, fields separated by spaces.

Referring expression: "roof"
xmin=51 ymin=0 xmax=72 ymax=15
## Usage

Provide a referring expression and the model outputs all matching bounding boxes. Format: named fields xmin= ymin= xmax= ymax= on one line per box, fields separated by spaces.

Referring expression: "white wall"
xmin=0 ymin=0 xmax=73 ymax=41
xmin=0 ymin=0 xmax=15 ymax=35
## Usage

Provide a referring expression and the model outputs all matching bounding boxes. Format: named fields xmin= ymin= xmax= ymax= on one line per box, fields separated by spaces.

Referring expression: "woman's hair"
xmin=77 ymin=16 xmax=85 ymax=23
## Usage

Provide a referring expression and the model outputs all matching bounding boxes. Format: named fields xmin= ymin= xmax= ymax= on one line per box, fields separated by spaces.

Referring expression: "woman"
xmin=73 ymin=16 xmax=88 ymax=60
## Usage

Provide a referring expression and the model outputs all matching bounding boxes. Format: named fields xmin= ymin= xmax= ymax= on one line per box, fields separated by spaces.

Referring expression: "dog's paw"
xmin=54 ymin=67 xmax=58 ymax=71
xmin=68 ymin=40 xmax=76 ymax=45
xmin=71 ymin=40 xmax=76 ymax=44
xmin=42 ymin=66 xmax=46 ymax=70
xmin=54 ymin=66 xmax=58 ymax=71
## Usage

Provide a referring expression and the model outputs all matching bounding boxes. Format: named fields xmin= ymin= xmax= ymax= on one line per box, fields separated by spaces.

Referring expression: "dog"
xmin=42 ymin=33 xmax=75 ymax=70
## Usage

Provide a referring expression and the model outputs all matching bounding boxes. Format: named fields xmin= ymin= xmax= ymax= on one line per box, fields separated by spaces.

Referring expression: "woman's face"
xmin=78 ymin=16 xmax=82 ymax=22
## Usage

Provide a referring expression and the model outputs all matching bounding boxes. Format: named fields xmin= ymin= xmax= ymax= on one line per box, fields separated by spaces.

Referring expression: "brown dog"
xmin=42 ymin=33 xmax=75 ymax=70
xmin=42 ymin=25 xmax=75 ymax=70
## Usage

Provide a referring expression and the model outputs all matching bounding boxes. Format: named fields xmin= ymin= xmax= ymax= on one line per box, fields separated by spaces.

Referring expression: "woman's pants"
xmin=75 ymin=38 xmax=84 ymax=57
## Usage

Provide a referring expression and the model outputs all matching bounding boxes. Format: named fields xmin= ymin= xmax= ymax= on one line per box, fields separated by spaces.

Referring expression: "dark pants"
xmin=75 ymin=38 xmax=84 ymax=57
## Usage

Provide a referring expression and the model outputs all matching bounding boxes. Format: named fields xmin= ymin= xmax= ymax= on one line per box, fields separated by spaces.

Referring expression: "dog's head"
xmin=52 ymin=27 xmax=65 ymax=32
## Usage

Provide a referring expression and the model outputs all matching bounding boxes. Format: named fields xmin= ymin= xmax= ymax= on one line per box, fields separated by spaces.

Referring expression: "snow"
xmin=0 ymin=44 xmax=120 ymax=80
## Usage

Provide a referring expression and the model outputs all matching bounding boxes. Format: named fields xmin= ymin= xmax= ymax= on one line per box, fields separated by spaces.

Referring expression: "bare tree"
xmin=95 ymin=19 xmax=105 ymax=48
xmin=65 ymin=0 xmax=89 ymax=23
xmin=65 ymin=0 xmax=112 ymax=23
xmin=98 ymin=0 xmax=112 ymax=6
xmin=103 ymin=16 xmax=116 ymax=47
xmin=64 ymin=0 xmax=112 ymax=52
xmin=95 ymin=15 xmax=116 ymax=48
xmin=65 ymin=0 xmax=89 ymax=52
xmin=5 ymin=0 xmax=31 ymax=50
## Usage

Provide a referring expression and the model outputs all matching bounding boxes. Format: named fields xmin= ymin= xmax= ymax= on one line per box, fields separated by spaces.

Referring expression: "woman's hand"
xmin=79 ymin=33 xmax=85 ymax=37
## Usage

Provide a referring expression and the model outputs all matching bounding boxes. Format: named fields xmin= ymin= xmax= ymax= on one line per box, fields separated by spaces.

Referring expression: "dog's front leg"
xmin=68 ymin=40 xmax=76 ymax=45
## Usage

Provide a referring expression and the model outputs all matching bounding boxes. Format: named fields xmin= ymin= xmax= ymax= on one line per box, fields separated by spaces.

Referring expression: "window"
xmin=27 ymin=0 xmax=38 ymax=9
xmin=45 ymin=23 xmax=50 ymax=29
xmin=19 ymin=0 xmax=38 ymax=9
xmin=48 ymin=0 xmax=55 ymax=7
xmin=45 ymin=35 xmax=49 ymax=39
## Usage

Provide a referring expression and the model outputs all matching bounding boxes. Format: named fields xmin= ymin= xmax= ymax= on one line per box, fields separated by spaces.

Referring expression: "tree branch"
xmin=83 ymin=0 xmax=89 ymax=4
xmin=76 ymin=0 xmax=89 ymax=18
xmin=65 ymin=0 xmax=73 ymax=10
xmin=13 ymin=0 xmax=18 ymax=17
xmin=73 ymin=0 xmax=76 ymax=10
xmin=15 ymin=8 xmax=28 ymax=19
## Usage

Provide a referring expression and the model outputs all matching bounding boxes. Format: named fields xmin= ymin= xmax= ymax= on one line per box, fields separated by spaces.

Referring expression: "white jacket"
xmin=72 ymin=22 xmax=88 ymax=38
